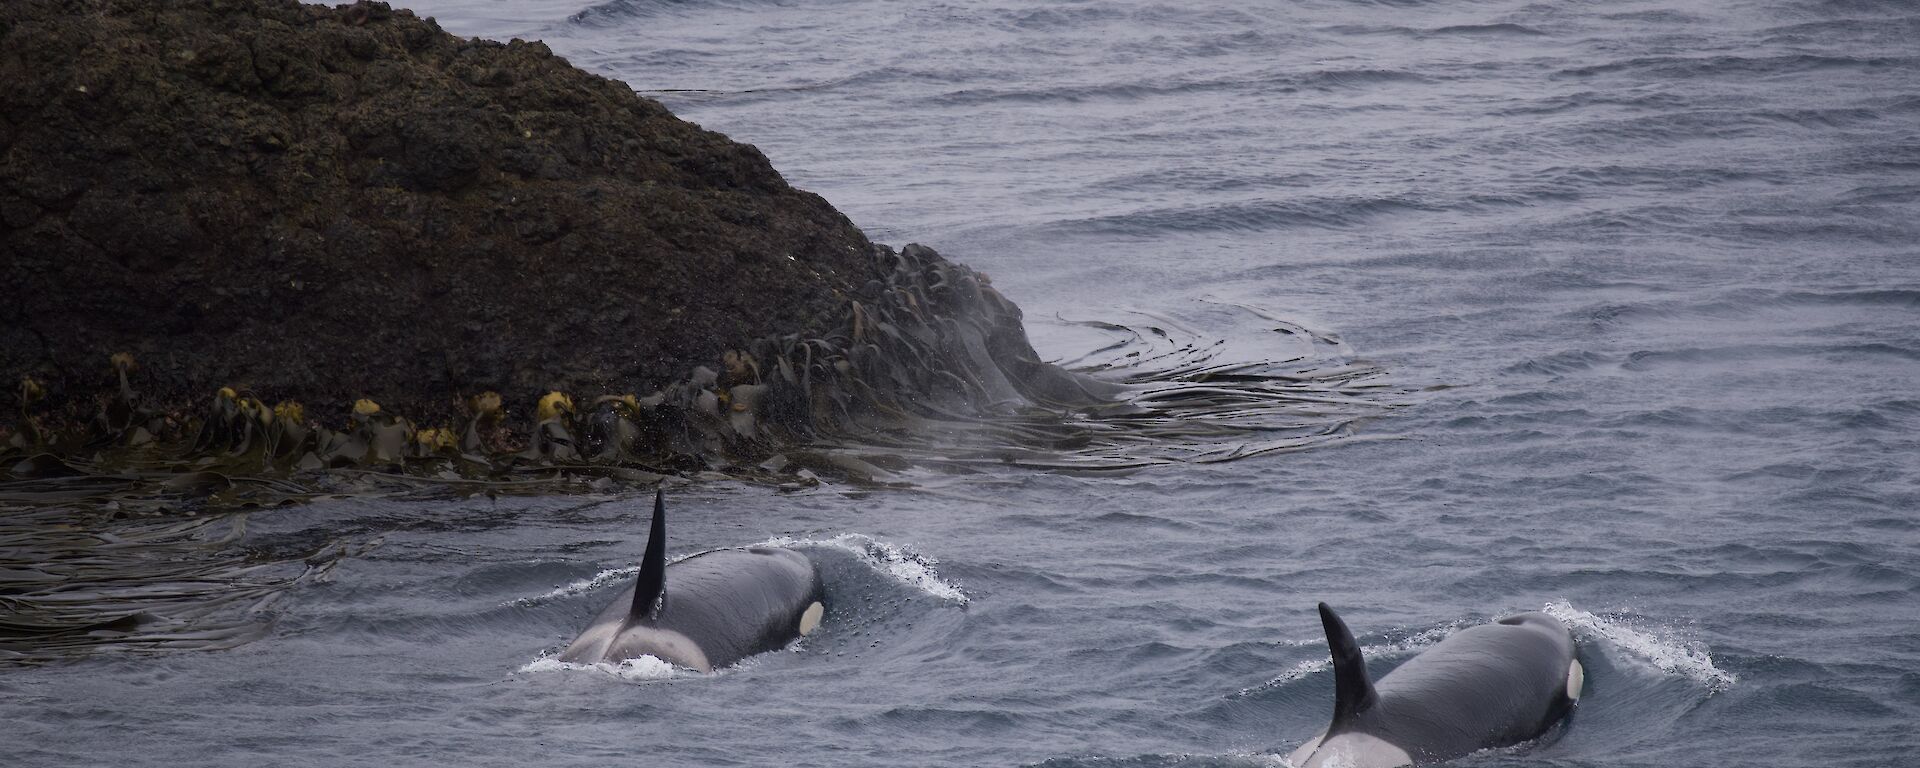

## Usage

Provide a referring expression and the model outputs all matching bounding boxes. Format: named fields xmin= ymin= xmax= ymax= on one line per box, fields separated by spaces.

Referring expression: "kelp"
xmin=2 ymin=244 xmax=1396 ymax=490
xmin=3 ymin=242 xmax=1413 ymax=489
xmin=1 ymin=243 xmax=1400 ymax=661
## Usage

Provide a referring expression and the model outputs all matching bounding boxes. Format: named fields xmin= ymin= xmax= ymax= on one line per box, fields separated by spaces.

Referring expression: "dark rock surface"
xmin=1 ymin=0 xmax=885 ymax=424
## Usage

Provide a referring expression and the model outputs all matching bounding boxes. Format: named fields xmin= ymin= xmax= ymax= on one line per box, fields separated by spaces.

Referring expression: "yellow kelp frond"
xmin=352 ymin=398 xmax=381 ymax=416
xmin=415 ymin=427 xmax=457 ymax=452
xmin=273 ymin=401 xmax=305 ymax=424
xmin=537 ymin=391 xmax=574 ymax=422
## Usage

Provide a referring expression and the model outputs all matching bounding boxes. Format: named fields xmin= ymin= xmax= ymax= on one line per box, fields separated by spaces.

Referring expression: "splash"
xmin=519 ymin=646 xmax=787 ymax=679
xmin=1544 ymin=600 xmax=1737 ymax=691
xmin=755 ymin=533 xmax=969 ymax=604
xmin=1040 ymin=753 xmax=1293 ymax=767
xmin=514 ymin=566 xmax=638 ymax=605
xmin=520 ymin=653 xmax=690 ymax=680
xmin=512 ymin=534 xmax=961 ymax=607
xmin=510 ymin=549 xmax=708 ymax=606
xmin=1238 ymin=623 xmax=1466 ymax=696
xmin=1246 ymin=604 xmax=1738 ymax=696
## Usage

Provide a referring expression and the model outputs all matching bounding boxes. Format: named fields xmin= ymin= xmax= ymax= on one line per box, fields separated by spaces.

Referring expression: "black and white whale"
xmin=1287 ymin=603 xmax=1582 ymax=767
xmin=557 ymin=490 xmax=824 ymax=672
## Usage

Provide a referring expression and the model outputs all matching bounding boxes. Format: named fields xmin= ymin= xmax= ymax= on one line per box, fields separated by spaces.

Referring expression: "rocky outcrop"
xmin=0 ymin=0 xmax=1119 ymax=476
xmin=2 ymin=0 xmax=887 ymax=423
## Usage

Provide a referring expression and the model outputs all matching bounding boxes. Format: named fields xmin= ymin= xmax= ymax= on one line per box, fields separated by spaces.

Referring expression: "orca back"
xmin=1291 ymin=608 xmax=1579 ymax=768
xmin=1349 ymin=612 xmax=1577 ymax=761
xmin=643 ymin=546 xmax=822 ymax=668
xmin=555 ymin=491 xmax=823 ymax=671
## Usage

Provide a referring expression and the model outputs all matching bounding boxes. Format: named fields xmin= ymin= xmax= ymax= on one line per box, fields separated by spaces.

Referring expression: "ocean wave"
xmin=1045 ymin=196 xmax=1439 ymax=237
xmin=0 ymin=505 xmax=358 ymax=663
xmin=1497 ymin=90 xmax=1690 ymax=116
xmin=1566 ymin=288 xmax=1920 ymax=335
xmin=1236 ymin=622 xmax=1467 ymax=696
xmin=1839 ymin=184 xmax=1920 ymax=204
xmin=1619 ymin=342 xmax=1920 ymax=371
xmin=1806 ymin=0 xmax=1920 ymax=16
xmin=1029 ymin=754 xmax=1289 ymax=768
xmin=756 ymin=532 xmax=970 ymax=604
xmin=519 ymin=653 xmax=693 ymax=679
xmin=1555 ymin=53 xmax=1915 ymax=80
xmin=1564 ymin=111 xmax=1776 ymax=143
xmin=568 ymin=0 xmax=697 ymax=25
xmin=1530 ymin=163 xmax=1779 ymax=191
xmin=1328 ymin=22 xmax=1549 ymax=38
xmin=994 ymin=5 xmax=1127 ymax=32
xmin=1598 ymin=8 xmax=1708 ymax=24
xmin=1503 ymin=349 xmax=1616 ymax=376
xmin=931 ymin=79 xmax=1246 ymax=107
xmin=1430 ymin=22 xmax=1547 ymax=36
xmin=1767 ymin=288 xmax=1920 ymax=309
xmin=509 ymin=532 xmax=966 ymax=606
xmin=1761 ymin=17 xmax=1920 ymax=45
xmin=508 ymin=549 xmax=707 ymax=606
xmin=1543 ymin=601 xmax=1738 ymax=691
xmin=929 ymin=67 xmax=1429 ymax=107
xmin=566 ymin=0 xmax=799 ymax=25
xmin=1240 ymin=601 xmax=1739 ymax=697
xmin=513 ymin=565 xmax=636 ymax=605
xmin=1083 ymin=169 xmax=1324 ymax=196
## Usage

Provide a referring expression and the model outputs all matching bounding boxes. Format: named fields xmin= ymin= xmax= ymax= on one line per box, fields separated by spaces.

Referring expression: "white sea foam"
xmin=1239 ymin=623 xmax=1463 ymax=696
xmin=513 ymin=566 xmax=638 ymax=606
xmin=519 ymin=653 xmax=689 ymax=680
xmin=1246 ymin=604 xmax=1737 ymax=696
xmin=1046 ymin=753 xmax=1290 ymax=767
xmin=1543 ymin=600 xmax=1737 ymax=691
xmin=514 ymin=533 xmax=965 ymax=607
xmin=509 ymin=551 xmax=707 ymax=606
xmin=753 ymin=532 xmax=969 ymax=604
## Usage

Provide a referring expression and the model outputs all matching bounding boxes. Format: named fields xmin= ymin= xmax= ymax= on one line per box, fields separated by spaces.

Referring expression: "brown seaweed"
xmin=6 ymin=245 xmax=1401 ymax=488
xmin=0 ymin=244 xmax=1402 ymax=662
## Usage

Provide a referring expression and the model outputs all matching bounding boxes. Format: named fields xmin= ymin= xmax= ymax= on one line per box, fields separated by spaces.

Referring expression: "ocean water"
xmin=7 ymin=0 xmax=1920 ymax=766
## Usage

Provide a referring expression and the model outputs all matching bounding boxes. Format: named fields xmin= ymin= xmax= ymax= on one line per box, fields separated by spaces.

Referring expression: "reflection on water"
xmin=0 ymin=504 xmax=354 ymax=664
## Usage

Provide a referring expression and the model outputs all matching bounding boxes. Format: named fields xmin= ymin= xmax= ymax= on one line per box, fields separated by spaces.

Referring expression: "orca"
xmin=556 ymin=490 xmax=825 ymax=672
xmin=1287 ymin=603 xmax=1582 ymax=767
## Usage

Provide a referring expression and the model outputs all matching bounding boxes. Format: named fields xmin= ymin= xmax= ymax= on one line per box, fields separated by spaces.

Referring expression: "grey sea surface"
xmin=8 ymin=0 xmax=1919 ymax=766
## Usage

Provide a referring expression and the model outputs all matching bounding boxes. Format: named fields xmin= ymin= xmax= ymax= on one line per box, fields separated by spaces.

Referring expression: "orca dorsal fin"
xmin=629 ymin=489 xmax=668 ymax=620
xmin=1318 ymin=602 xmax=1379 ymax=726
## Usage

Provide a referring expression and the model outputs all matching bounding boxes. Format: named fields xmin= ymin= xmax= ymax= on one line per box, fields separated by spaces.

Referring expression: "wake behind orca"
xmin=1288 ymin=603 xmax=1582 ymax=767
xmin=557 ymin=490 xmax=825 ymax=673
